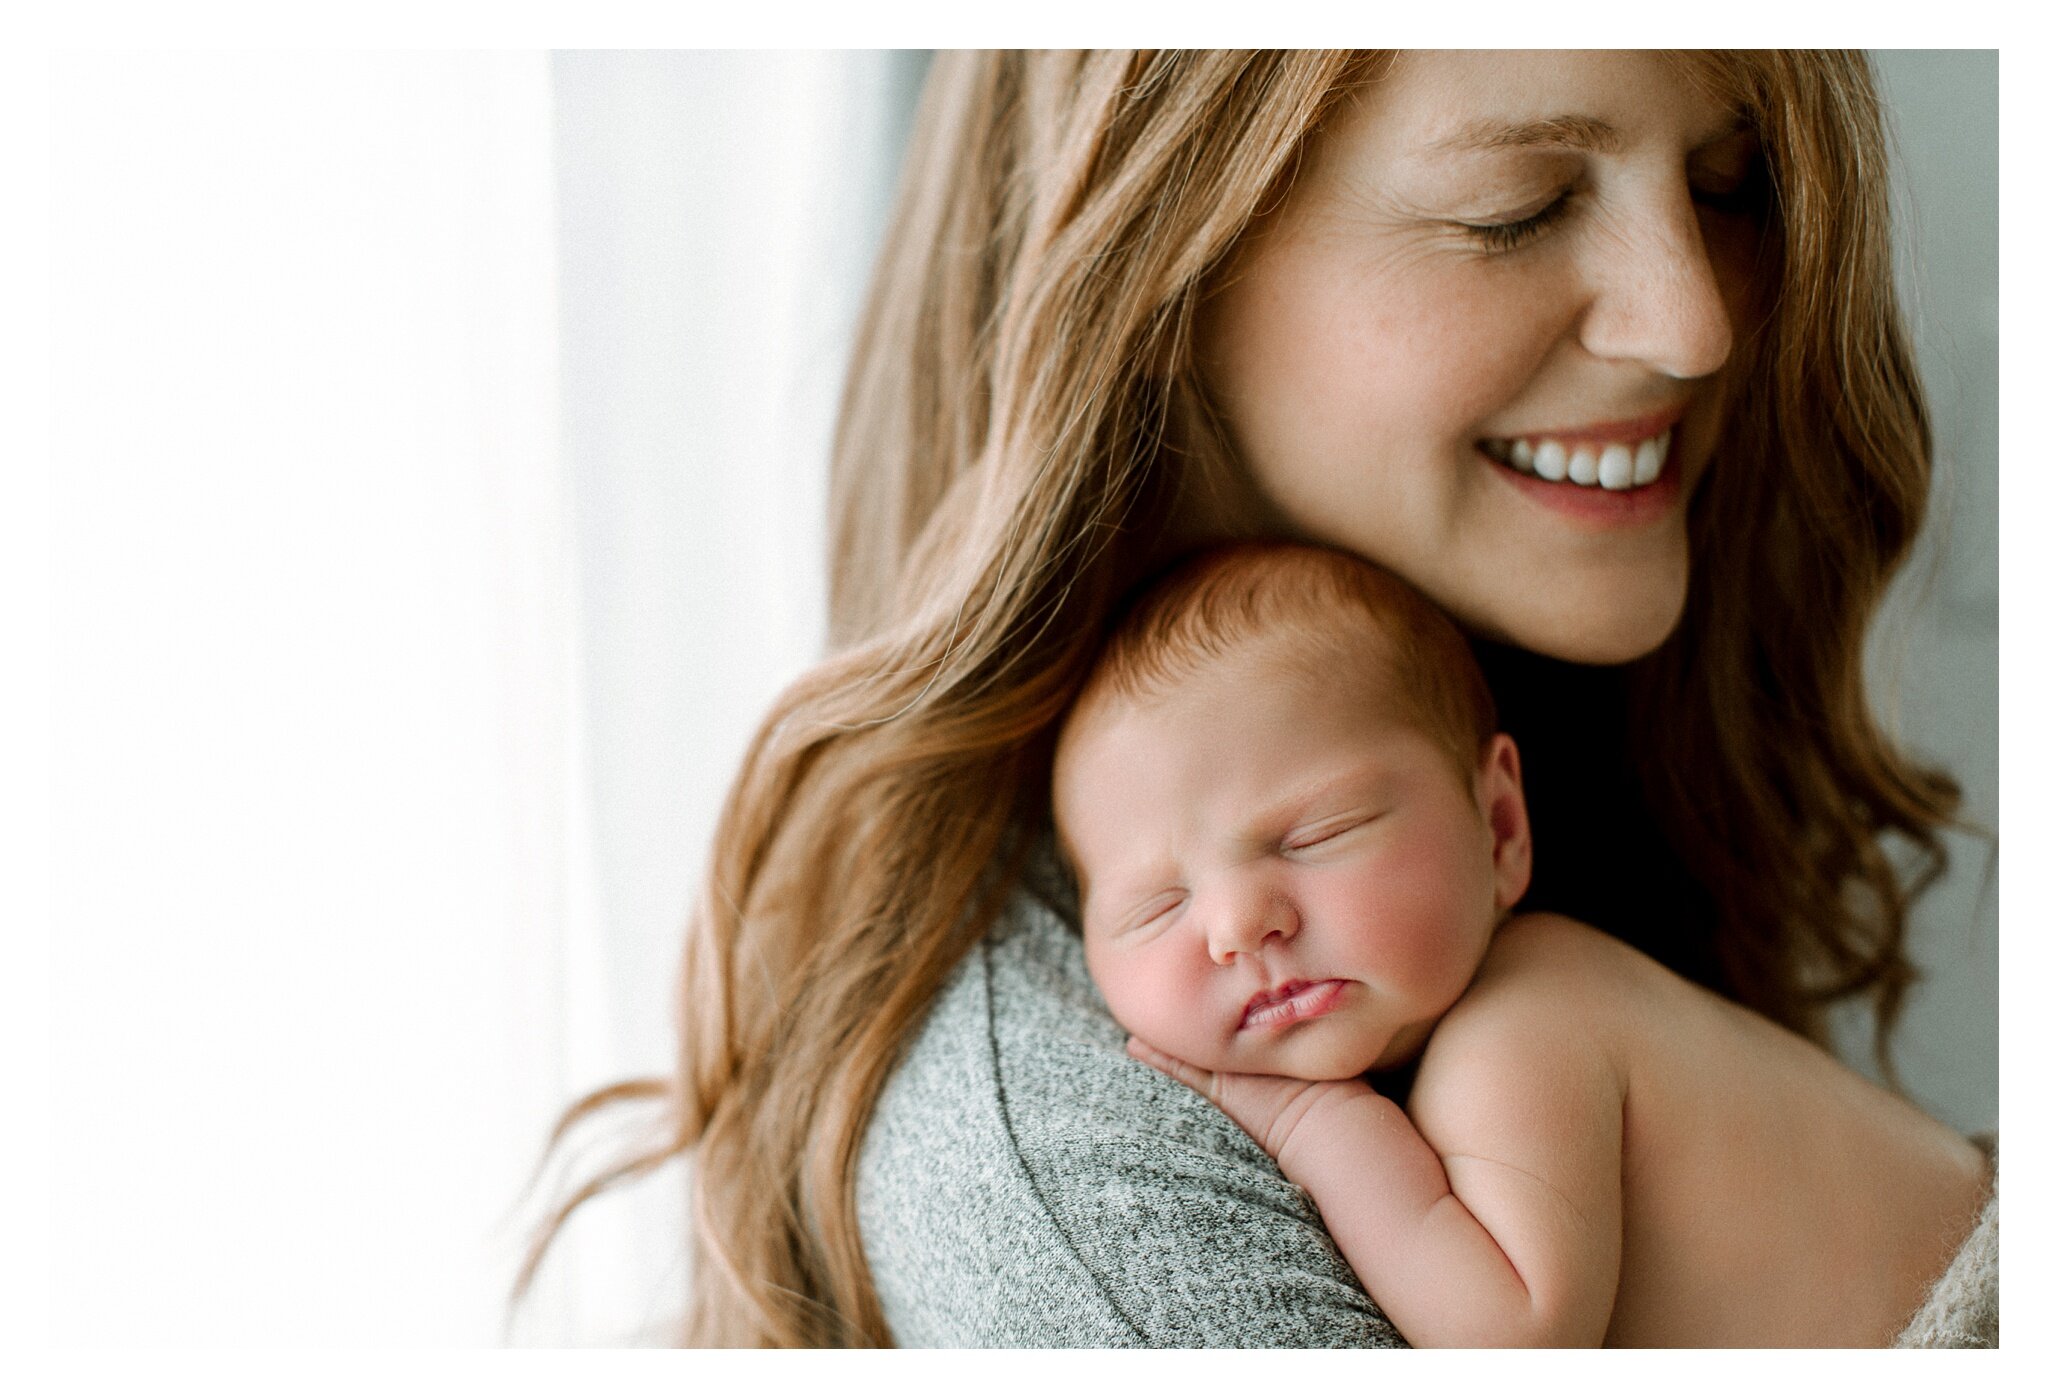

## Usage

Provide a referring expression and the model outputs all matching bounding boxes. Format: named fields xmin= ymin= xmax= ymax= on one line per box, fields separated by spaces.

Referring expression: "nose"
xmin=1204 ymin=880 xmax=1300 ymax=966
xmin=1576 ymin=184 xmax=1737 ymax=381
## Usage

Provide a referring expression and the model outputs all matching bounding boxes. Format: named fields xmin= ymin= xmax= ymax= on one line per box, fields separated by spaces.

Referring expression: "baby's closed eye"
xmin=1108 ymin=890 xmax=1186 ymax=940
xmin=1282 ymin=809 xmax=1385 ymax=855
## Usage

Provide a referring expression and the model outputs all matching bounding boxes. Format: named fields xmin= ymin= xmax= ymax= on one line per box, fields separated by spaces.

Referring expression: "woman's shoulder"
xmin=857 ymin=856 xmax=1403 ymax=1348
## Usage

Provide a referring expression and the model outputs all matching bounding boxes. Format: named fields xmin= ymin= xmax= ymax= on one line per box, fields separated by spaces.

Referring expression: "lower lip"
xmin=1482 ymin=436 xmax=1687 ymax=529
xmin=1240 ymin=980 xmax=1348 ymax=1032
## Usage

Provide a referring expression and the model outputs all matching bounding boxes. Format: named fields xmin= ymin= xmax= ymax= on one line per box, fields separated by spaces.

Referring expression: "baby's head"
xmin=1052 ymin=542 xmax=1533 ymax=1079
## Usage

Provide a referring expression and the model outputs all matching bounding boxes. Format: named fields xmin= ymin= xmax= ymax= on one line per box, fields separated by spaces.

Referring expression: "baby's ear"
xmin=1477 ymin=733 xmax=1533 ymax=909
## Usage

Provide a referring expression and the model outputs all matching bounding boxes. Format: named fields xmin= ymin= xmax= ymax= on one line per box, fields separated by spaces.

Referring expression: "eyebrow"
xmin=1427 ymin=112 xmax=1756 ymax=160
xmin=1426 ymin=114 xmax=1623 ymax=155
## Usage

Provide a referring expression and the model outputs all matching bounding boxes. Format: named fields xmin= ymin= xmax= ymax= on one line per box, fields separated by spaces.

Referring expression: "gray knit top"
xmin=856 ymin=856 xmax=1403 ymax=1347
xmin=855 ymin=857 xmax=1997 ymax=1348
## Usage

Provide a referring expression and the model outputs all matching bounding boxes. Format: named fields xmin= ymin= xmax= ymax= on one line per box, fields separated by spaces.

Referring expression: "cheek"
xmin=1087 ymin=942 xmax=1218 ymax=1056
xmin=1335 ymin=838 xmax=1495 ymax=989
xmin=1338 ymin=270 xmax=1559 ymax=423
xmin=1216 ymin=249 xmax=1568 ymax=472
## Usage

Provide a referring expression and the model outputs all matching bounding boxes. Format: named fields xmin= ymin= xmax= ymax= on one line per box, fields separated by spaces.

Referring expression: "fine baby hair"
xmin=1055 ymin=535 xmax=1534 ymax=1087
xmin=1068 ymin=540 xmax=1498 ymax=777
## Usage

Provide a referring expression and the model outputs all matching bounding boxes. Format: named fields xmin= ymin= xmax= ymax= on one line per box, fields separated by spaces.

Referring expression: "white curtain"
xmin=542 ymin=48 xmax=926 ymax=1344
xmin=50 ymin=50 xmax=571 ymax=1346
xmin=48 ymin=48 xmax=921 ymax=1347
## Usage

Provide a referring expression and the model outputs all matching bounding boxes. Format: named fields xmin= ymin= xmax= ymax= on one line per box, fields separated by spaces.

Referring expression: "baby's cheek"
xmin=1373 ymin=861 xmax=1492 ymax=994
xmin=1096 ymin=949 xmax=1220 ymax=1064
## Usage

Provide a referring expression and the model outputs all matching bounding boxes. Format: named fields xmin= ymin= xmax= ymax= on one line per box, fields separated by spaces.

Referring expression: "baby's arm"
xmin=1129 ymin=916 xmax=1626 ymax=1347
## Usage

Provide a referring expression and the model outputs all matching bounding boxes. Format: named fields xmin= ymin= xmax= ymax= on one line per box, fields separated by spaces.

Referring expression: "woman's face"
xmin=1196 ymin=51 xmax=1768 ymax=663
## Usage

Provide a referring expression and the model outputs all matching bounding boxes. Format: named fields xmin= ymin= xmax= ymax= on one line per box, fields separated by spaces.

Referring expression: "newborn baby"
xmin=1051 ymin=541 xmax=1986 ymax=1346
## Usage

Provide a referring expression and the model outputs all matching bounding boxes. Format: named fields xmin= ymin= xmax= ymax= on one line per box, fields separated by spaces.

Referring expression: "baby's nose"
xmin=1205 ymin=892 xmax=1300 ymax=964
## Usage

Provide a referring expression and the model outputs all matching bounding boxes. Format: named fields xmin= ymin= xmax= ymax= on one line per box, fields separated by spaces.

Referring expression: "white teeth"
xmin=1633 ymin=430 xmax=1669 ymax=485
xmin=1488 ymin=427 xmax=1673 ymax=492
xmin=1597 ymin=443 xmax=1633 ymax=489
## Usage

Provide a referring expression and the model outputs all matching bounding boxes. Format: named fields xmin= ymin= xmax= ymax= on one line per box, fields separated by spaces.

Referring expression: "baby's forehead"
xmin=1069 ymin=625 xmax=1400 ymax=735
xmin=1053 ymin=633 xmax=1413 ymax=831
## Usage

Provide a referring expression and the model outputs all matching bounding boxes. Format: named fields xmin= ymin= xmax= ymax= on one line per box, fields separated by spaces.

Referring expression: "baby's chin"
xmin=1247 ymin=1034 xmax=1435 ymax=1081
xmin=1237 ymin=1039 xmax=1390 ymax=1082
xmin=1160 ymin=1019 xmax=1415 ymax=1082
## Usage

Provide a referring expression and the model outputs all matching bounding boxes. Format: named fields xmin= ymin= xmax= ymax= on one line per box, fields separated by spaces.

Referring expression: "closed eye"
xmin=1462 ymin=190 xmax=1573 ymax=253
xmin=1118 ymin=891 xmax=1185 ymax=937
xmin=1284 ymin=813 xmax=1379 ymax=853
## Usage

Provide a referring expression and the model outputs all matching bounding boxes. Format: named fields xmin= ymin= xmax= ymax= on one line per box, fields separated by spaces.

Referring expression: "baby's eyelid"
xmin=1285 ymin=813 xmax=1372 ymax=850
xmin=1120 ymin=890 xmax=1185 ymax=936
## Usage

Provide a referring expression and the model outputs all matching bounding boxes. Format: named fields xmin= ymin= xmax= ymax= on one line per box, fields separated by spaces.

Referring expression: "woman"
xmin=525 ymin=50 xmax=1992 ymax=1346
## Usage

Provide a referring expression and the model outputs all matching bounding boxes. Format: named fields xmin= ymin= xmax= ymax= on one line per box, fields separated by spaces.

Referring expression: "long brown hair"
xmin=519 ymin=49 xmax=1957 ymax=1346
xmin=1633 ymin=51 xmax=1958 ymax=1040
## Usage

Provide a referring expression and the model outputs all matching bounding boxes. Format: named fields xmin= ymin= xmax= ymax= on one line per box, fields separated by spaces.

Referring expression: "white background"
xmin=42 ymin=48 xmax=2000 ymax=1349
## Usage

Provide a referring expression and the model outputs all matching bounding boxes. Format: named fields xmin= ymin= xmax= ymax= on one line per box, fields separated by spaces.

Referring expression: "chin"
xmin=1534 ymin=618 xmax=1679 ymax=665
xmin=1279 ymin=1039 xmax=1386 ymax=1081
xmin=1514 ymin=575 xmax=1688 ymax=665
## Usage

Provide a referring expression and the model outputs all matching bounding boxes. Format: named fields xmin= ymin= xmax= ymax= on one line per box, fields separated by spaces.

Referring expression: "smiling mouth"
xmin=1239 ymin=979 xmax=1347 ymax=1031
xmin=1478 ymin=427 xmax=1674 ymax=493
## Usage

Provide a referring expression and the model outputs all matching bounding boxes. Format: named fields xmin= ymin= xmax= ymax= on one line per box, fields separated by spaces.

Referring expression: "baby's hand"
xmin=1125 ymin=1036 xmax=1378 ymax=1171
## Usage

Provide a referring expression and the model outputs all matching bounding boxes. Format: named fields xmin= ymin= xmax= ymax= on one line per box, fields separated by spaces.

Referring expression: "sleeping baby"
xmin=1051 ymin=541 xmax=1986 ymax=1346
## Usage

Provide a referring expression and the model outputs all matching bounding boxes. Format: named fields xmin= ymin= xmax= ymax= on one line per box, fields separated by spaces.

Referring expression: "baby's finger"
xmin=1125 ymin=1036 xmax=1220 ymax=1101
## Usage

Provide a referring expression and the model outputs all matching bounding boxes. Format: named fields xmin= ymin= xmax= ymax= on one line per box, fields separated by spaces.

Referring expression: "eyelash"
xmin=1125 ymin=893 xmax=1184 ymax=935
xmin=1464 ymin=165 xmax=1767 ymax=254
xmin=1285 ymin=816 xmax=1369 ymax=852
xmin=1465 ymin=191 xmax=1573 ymax=253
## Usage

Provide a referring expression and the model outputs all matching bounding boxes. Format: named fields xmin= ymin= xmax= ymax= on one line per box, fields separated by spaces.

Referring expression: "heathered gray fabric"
xmin=856 ymin=859 xmax=1404 ymax=1348
xmin=856 ymin=855 xmax=1997 ymax=1349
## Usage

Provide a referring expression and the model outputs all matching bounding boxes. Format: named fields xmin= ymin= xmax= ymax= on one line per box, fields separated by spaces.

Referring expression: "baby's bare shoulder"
xmin=1411 ymin=913 xmax=1630 ymax=1155
xmin=1471 ymin=913 xmax=1661 ymax=1004
xmin=1425 ymin=914 xmax=1644 ymax=1076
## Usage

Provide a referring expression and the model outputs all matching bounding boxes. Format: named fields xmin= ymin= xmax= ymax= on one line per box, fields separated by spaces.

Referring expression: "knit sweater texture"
xmin=857 ymin=866 xmax=1997 ymax=1347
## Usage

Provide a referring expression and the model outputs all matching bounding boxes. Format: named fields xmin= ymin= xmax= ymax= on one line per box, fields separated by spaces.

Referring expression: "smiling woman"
xmin=523 ymin=49 xmax=1996 ymax=1348
xmin=1197 ymin=51 xmax=1764 ymax=664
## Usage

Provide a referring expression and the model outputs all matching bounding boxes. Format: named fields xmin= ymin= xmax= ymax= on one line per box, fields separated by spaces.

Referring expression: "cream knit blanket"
xmin=1894 ymin=1135 xmax=1999 ymax=1348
